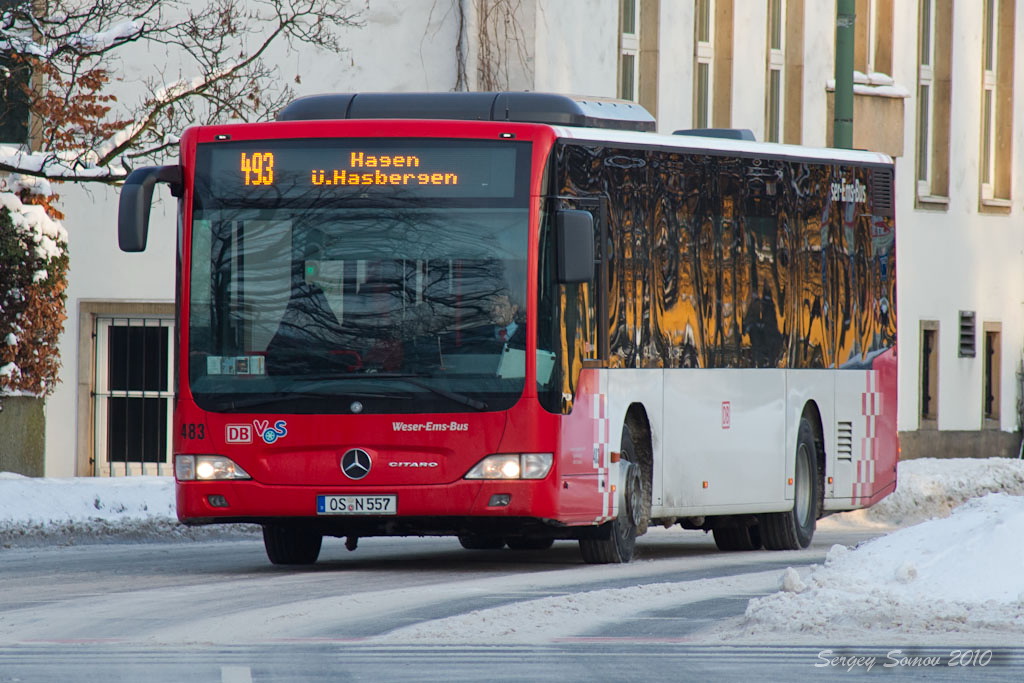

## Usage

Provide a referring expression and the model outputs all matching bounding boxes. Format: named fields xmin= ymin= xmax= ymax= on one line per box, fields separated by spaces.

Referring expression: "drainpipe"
xmin=833 ymin=0 xmax=855 ymax=149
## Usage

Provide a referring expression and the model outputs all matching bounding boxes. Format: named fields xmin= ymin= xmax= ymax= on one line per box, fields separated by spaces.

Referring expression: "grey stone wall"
xmin=899 ymin=430 xmax=1023 ymax=460
xmin=0 ymin=396 xmax=45 ymax=476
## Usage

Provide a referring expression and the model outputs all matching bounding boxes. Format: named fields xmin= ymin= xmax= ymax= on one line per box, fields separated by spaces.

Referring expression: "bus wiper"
xmin=317 ymin=372 xmax=489 ymax=411
xmin=378 ymin=373 xmax=489 ymax=411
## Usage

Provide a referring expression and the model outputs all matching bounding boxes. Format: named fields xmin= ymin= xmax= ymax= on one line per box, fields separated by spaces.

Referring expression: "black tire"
xmin=760 ymin=417 xmax=821 ymax=550
xmin=579 ymin=424 xmax=642 ymax=564
xmin=262 ymin=524 xmax=323 ymax=565
xmin=713 ymin=523 xmax=763 ymax=551
xmin=506 ymin=537 xmax=555 ymax=551
xmin=458 ymin=534 xmax=506 ymax=550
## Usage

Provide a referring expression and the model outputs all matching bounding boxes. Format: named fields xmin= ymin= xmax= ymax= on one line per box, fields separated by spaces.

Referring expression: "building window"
xmin=917 ymin=0 xmax=934 ymax=192
xmin=980 ymin=0 xmax=1015 ymax=204
xmin=694 ymin=0 xmax=714 ymax=127
xmin=855 ymin=0 xmax=894 ymax=76
xmin=619 ymin=0 xmax=640 ymax=101
xmin=981 ymin=0 xmax=997 ymax=196
xmin=920 ymin=322 xmax=938 ymax=426
xmin=620 ymin=0 xmax=660 ymax=115
xmin=692 ymin=0 xmax=733 ymax=129
xmin=0 ymin=0 xmax=31 ymax=146
xmin=782 ymin=0 xmax=805 ymax=144
xmin=916 ymin=0 xmax=952 ymax=203
xmin=983 ymin=324 xmax=1001 ymax=426
xmin=93 ymin=315 xmax=175 ymax=476
xmin=765 ymin=0 xmax=784 ymax=142
xmin=978 ymin=0 xmax=1011 ymax=205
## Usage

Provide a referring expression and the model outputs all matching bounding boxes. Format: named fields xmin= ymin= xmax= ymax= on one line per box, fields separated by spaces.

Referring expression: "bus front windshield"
xmin=188 ymin=138 xmax=533 ymax=414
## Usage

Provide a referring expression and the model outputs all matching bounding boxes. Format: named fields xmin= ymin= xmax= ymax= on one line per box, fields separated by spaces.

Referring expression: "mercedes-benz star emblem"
xmin=341 ymin=449 xmax=372 ymax=480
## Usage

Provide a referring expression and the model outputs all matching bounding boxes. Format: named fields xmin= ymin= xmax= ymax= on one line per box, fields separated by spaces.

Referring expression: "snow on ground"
xmin=738 ymin=492 xmax=1024 ymax=645
xmin=0 ymin=472 xmax=255 ymax=546
xmin=729 ymin=457 xmax=1024 ymax=644
xmin=2 ymin=457 xmax=1024 ymax=644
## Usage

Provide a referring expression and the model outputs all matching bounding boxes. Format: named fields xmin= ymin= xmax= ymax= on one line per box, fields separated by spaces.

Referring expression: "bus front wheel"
xmin=262 ymin=524 xmax=323 ymax=565
xmin=760 ymin=417 xmax=821 ymax=550
xmin=579 ymin=424 xmax=641 ymax=564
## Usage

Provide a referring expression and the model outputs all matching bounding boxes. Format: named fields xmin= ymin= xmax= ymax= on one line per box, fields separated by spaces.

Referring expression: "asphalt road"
xmin=2 ymin=526 xmax=1020 ymax=681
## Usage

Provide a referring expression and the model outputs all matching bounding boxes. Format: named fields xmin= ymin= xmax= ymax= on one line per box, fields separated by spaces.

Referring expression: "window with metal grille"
xmin=94 ymin=317 xmax=175 ymax=476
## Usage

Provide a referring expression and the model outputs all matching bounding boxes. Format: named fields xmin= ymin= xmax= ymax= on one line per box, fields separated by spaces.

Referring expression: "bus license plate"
xmin=317 ymin=495 xmax=396 ymax=515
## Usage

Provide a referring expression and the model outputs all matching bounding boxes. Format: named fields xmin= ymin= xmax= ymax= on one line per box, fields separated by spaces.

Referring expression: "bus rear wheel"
xmin=760 ymin=417 xmax=821 ymax=550
xmin=262 ymin=524 xmax=323 ymax=565
xmin=579 ymin=424 xmax=641 ymax=564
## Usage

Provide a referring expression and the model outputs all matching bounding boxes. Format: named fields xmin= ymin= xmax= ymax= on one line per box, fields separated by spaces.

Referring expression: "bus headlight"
xmin=465 ymin=453 xmax=553 ymax=480
xmin=175 ymin=455 xmax=251 ymax=481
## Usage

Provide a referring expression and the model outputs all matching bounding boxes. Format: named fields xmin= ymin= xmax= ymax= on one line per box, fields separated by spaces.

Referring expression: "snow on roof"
xmin=553 ymin=124 xmax=895 ymax=166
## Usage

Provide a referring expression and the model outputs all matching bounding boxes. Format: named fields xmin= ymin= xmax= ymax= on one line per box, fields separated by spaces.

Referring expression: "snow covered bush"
xmin=0 ymin=177 xmax=68 ymax=395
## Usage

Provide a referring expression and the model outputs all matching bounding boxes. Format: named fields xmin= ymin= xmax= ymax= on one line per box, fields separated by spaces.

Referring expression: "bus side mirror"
xmin=118 ymin=165 xmax=183 ymax=252
xmin=556 ymin=209 xmax=595 ymax=284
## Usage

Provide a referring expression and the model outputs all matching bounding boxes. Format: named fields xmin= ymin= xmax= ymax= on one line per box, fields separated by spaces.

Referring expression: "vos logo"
xmin=253 ymin=419 xmax=288 ymax=444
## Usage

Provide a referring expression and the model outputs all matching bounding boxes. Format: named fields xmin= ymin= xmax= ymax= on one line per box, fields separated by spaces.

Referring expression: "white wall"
xmin=802 ymin=0 xmax=837 ymax=148
xmin=534 ymin=0 xmax=617 ymax=97
xmin=730 ymin=0 xmax=769 ymax=138
xmin=655 ymin=0 xmax=695 ymax=132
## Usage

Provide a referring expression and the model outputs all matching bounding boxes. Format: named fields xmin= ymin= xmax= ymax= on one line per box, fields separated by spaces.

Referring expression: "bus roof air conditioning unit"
xmin=673 ymin=128 xmax=757 ymax=141
xmin=277 ymin=92 xmax=656 ymax=132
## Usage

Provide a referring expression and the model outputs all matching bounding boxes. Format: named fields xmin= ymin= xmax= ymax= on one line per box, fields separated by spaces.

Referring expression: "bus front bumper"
xmin=175 ymin=477 xmax=567 ymax=530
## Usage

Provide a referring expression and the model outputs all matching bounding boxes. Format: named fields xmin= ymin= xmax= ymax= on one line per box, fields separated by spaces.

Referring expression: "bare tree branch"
xmin=0 ymin=0 xmax=364 ymax=184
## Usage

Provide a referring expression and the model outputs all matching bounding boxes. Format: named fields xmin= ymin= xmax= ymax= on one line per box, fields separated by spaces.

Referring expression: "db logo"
xmin=721 ymin=401 xmax=731 ymax=430
xmin=226 ymin=424 xmax=253 ymax=444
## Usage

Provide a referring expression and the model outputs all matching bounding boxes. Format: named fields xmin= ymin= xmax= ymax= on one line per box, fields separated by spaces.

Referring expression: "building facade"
xmin=17 ymin=0 xmax=1022 ymax=476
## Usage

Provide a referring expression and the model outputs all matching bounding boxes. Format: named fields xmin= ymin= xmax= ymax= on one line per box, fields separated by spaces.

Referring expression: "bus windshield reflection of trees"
xmin=188 ymin=206 xmax=534 ymax=413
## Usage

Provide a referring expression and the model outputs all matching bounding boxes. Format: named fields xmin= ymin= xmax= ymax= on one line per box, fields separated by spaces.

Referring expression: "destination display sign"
xmin=196 ymin=139 xmax=527 ymax=202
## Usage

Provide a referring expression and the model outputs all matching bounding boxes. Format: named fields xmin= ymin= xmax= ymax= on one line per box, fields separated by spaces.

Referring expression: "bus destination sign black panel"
xmin=197 ymin=139 xmax=527 ymax=202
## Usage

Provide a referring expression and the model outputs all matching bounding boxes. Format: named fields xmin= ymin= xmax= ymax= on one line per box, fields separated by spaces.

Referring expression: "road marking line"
xmin=221 ymin=666 xmax=253 ymax=683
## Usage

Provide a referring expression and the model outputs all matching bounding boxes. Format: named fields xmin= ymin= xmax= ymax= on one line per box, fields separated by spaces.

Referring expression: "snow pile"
xmin=741 ymin=492 xmax=1024 ymax=642
xmin=825 ymin=456 xmax=1024 ymax=528
xmin=0 ymin=473 xmax=254 ymax=546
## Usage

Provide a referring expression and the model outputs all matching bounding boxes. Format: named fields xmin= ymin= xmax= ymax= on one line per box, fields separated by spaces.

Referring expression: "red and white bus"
xmin=119 ymin=92 xmax=897 ymax=565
